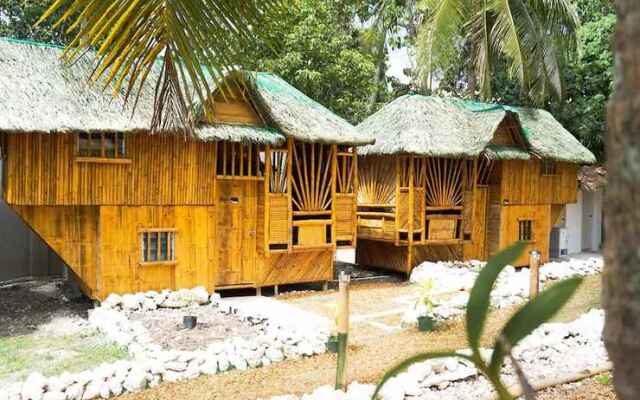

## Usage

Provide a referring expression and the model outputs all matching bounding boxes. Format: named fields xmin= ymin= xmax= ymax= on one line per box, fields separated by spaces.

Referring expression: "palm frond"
xmin=417 ymin=0 xmax=468 ymax=89
xmin=38 ymin=0 xmax=285 ymax=135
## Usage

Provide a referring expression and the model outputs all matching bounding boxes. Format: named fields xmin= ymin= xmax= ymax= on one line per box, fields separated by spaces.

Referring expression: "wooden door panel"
xmin=216 ymin=180 xmax=257 ymax=286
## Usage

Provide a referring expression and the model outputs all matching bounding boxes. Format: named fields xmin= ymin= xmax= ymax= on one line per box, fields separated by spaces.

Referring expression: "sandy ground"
xmin=537 ymin=374 xmax=616 ymax=399
xmin=120 ymin=274 xmax=605 ymax=400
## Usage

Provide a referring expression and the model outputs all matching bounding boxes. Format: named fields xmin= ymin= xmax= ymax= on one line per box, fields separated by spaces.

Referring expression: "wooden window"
xmin=216 ymin=142 xmax=264 ymax=179
xmin=77 ymin=132 xmax=126 ymax=160
xmin=268 ymin=148 xmax=289 ymax=193
xmin=141 ymin=230 xmax=176 ymax=264
xmin=337 ymin=146 xmax=356 ymax=194
xmin=541 ymin=160 xmax=557 ymax=176
xmin=518 ymin=220 xmax=533 ymax=241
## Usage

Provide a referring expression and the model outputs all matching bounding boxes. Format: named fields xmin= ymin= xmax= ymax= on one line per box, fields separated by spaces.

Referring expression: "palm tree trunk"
xmin=367 ymin=30 xmax=387 ymax=114
xmin=604 ymin=1 xmax=640 ymax=398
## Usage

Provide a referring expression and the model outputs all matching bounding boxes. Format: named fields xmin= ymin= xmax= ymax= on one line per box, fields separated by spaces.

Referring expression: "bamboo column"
xmin=335 ymin=271 xmax=350 ymax=390
xmin=529 ymin=250 xmax=541 ymax=298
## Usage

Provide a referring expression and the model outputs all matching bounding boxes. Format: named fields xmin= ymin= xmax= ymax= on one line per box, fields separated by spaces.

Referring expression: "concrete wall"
xmin=582 ymin=189 xmax=603 ymax=252
xmin=565 ymin=188 xmax=604 ymax=255
xmin=565 ymin=190 xmax=584 ymax=254
xmin=0 ymin=158 xmax=66 ymax=283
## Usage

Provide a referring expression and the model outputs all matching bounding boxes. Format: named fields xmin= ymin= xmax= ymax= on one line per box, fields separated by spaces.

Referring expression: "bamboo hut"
xmin=355 ymin=95 xmax=595 ymax=273
xmin=0 ymin=39 xmax=372 ymax=300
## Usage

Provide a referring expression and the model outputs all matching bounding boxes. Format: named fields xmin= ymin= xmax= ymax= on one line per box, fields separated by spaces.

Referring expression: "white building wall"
xmin=565 ymin=190 xmax=583 ymax=255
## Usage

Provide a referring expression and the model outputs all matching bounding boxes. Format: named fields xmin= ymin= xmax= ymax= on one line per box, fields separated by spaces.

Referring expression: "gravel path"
xmin=119 ymin=274 xmax=601 ymax=400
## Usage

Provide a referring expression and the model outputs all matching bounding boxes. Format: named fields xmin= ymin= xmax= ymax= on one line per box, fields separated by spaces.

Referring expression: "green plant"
xmin=595 ymin=373 xmax=612 ymax=386
xmin=373 ymin=242 xmax=583 ymax=400
xmin=414 ymin=277 xmax=437 ymax=315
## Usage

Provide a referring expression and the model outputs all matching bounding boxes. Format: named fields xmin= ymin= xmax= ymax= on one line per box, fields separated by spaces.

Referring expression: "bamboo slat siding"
xmin=4 ymin=134 xmax=217 ymax=206
xmin=500 ymin=160 xmax=578 ymax=205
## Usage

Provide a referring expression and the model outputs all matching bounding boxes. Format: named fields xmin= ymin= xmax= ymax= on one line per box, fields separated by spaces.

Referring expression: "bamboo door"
xmin=216 ymin=180 xmax=257 ymax=285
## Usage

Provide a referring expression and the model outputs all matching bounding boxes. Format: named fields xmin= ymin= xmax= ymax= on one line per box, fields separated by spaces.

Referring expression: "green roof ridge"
xmin=0 ymin=36 xmax=65 ymax=50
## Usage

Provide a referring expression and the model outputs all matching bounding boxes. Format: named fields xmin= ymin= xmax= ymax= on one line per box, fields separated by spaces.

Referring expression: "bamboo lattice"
xmin=269 ymin=148 xmax=288 ymax=193
xmin=424 ymin=157 xmax=464 ymax=207
xmin=336 ymin=146 xmax=355 ymax=194
xmin=357 ymin=155 xmax=396 ymax=205
xmin=291 ymin=142 xmax=333 ymax=211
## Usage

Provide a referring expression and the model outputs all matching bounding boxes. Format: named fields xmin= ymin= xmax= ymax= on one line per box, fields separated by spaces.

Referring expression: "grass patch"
xmin=0 ymin=330 xmax=128 ymax=383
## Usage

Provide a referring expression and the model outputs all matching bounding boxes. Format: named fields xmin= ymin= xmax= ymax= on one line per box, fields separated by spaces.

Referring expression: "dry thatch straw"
xmin=357 ymin=95 xmax=596 ymax=164
xmin=0 ymin=38 xmax=368 ymax=147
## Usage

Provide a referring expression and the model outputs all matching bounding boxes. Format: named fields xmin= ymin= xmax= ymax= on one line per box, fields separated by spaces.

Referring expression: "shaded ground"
xmin=129 ymin=307 xmax=261 ymax=352
xmin=0 ymin=280 xmax=92 ymax=337
xmin=0 ymin=281 xmax=128 ymax=387
xmin=120 ymin=274 xmax=603 ymax=400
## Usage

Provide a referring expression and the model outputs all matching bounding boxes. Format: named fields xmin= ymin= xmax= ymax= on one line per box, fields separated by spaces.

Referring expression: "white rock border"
xmin=1 ymin=286 xmax=329 ymax=400
xmin=404 ymin=256 xmax=603 ymax=324
xmin=265 ymin=309 xmax=609 ymax=400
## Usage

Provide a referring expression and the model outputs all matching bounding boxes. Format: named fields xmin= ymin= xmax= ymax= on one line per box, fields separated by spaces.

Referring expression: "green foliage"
xmin=0 ymin=0 xmax=71 ymax=43
xmin=247 ymin=0 xmax=379 ymax=124
xmin=595 ymin=373 xmax=613 ymax=386
xmin=374 ymin=242 xmax=583 ymax=399
xmin=417 ymin=0 xmax=579 ymax=103
xmin=548 ymin=11 xmax=615 ymax=161
xmin=430 ymin=0 xmax=615 ymax=161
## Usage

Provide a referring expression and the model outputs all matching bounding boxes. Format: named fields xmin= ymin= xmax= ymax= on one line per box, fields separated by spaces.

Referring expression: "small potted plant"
xmin=415 ymin=278 xmax=437 ymax=332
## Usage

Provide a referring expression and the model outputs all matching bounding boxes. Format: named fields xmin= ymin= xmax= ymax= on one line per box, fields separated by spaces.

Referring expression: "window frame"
xmin=518 ymin=219 xmax=534 ymax=242
xmin=75 ymin=132 xmax=131 ymax=164
xmin=139 ymin=229 xmax=177 ymax=266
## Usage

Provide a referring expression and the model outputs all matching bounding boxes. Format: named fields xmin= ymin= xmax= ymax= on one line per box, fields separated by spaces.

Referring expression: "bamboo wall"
xmin=356 ymin=153 xmax=581 ymax=270
xmin=500 ymin=160 xmax=578 ymax=205
xmin=2 ymin=131 xmax=356 ymax=299
xmin=3 ymin=134 xmax=217 ymax=206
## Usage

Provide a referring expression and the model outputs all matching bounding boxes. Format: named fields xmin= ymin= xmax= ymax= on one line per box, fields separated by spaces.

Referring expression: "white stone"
xmin=345 ymin=382 xmax=375 ymax=400
xmin=378 ymin=377 xmax=404 ymax=400
xmin=102 ymin=294 xmax=123 ymax=309
xmin=297 ymin=340 xmax=314 ymax=357
xmin=0 ymin=389 xmax=7 ymax=400
xmin=64 ymin=384 xmax=85 ymax=400
xmin=209 ymin=293 xmax=221 ymax=305
xmin=46 ymin=377 xmax=65 ymax=394
xmin=229 ymin=356 xmax=248 ymax=371
xmin=191 ymin=286 xmax=210 ymax=305
xmin=22 ymin=372 xmax=47 ymax=400
xmin=199 ymin=359 xmax=218 ymax=375
xmin=122 ymin=294 xmax=141 ymax=311
xmin=141 ymin=298 xmax=157 ymax=312
xmin=123 ymin=368 xmax=147 ymax=393
xmin=217 ymin=356 xmax=230 ymax=372
xmin=43 ymin=392 xmax=65 ymax=400
xmin=108 ymin=380 xmax=123 ymax=397
xmin=81 ymin=380 xmax=101 ymax=400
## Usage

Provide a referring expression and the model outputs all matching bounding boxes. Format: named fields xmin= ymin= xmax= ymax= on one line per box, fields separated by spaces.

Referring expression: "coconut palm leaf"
xmin=417 ymin=0 xmax=578 ymax=102
xmin=38 ymin=0 xmax=285 ymax=135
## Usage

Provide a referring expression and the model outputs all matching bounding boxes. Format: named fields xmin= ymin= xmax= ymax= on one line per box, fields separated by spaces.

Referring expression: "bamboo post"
xmin=529 ymin=250 xmax=541 ymax=298
xmin=335 ymin=271 xmax=350 ymax=390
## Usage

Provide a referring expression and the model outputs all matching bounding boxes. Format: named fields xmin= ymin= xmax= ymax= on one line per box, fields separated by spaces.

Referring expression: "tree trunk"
xmin=604 ymin=1 xmax=640 ymax=399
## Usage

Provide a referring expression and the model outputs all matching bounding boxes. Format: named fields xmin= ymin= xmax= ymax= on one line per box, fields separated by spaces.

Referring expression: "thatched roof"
xmin=0 ymin=38 xmax=358 ymax=146
xmin=245 ymin=72 xmax=373 ymax=145
xmin=357 ymin=95 xmax=596 ymax=164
